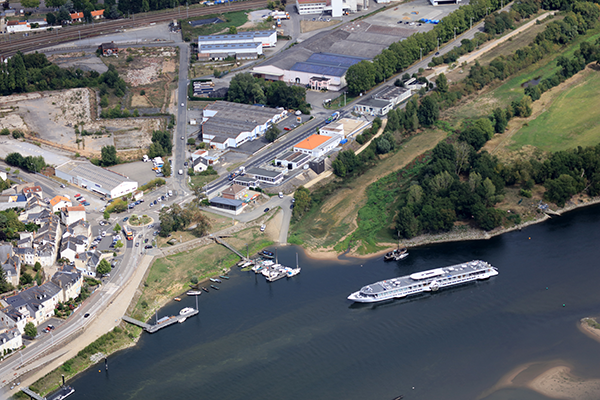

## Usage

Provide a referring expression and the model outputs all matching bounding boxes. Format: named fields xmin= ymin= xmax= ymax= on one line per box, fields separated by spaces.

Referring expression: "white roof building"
xmin=55 ymin=161 xmax=138 ymax=199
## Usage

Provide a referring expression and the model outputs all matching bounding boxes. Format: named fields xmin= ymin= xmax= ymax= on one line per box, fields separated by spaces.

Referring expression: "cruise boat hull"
xmin=348 ymin=260 xmax=498 ymax=303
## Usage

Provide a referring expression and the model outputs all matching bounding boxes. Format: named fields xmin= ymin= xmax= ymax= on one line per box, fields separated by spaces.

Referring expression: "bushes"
xmin=5 ymin=152 xmax=47 ymax=173
xmin=139 ymin=178 xmax=166 ymax=192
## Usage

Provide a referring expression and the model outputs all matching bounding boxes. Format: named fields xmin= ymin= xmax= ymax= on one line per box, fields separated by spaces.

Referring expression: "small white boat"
xmin=179 ymin=307 xmax=195 ymax=316
xmin=179 ymin=317 xmax=186 ymax=323
xmin=287 ymin=267 xmax=301 ymax=277
xmin=187 ymin=290 xmax=202 ymax=296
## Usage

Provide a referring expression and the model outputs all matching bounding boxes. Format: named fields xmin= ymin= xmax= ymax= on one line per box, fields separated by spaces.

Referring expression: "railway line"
xmin=0 ymin=0 xmax=267 ymax=58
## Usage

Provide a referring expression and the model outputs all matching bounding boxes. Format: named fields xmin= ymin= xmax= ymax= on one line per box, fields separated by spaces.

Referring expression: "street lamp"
xmin=454 ymin=27 xmax=457 ymax=41
xmin=470 ymin=17 xmax=473 ymax=31
xmin=419 ymin=47 xmax=423 ymax=61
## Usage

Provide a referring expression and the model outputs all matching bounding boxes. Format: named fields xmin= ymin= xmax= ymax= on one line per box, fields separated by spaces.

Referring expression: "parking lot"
xmin=109 ymin=160 xmax=162 ymax=187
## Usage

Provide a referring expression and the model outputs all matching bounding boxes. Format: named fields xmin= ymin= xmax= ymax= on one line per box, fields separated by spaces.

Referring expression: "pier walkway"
xmin=22 ymin=387 xmax=45 ymax=400
xmin=211 ymin=235 xmax=247 ymax=261
xmin=122 ymin=309 xmax=199 ymax=333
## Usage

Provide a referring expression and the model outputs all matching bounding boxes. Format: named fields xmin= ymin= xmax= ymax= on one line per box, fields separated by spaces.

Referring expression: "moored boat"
xmin=384 ymin=247 xmax=408 ymax=261
xmin=202 ymin=287 xmax=209 ymax=293
xmin=180 ymin=307 xmax=195 ymax=316
xmin=210 ymin=284 xmax=220 ymax=290
xmin=261 ymin=250 xmax=275 ymax=259
xmin=219 ymin=275 xmax=229 ymax=280
xmin=348 ymin=260 xmax=498 ymax=303
xmin=173 ymin=297 xmax=181 ymax=302
xmin=287 ymin=267 xmax=301 ymax=277
xmin=187 ymin=290 xmax=202 ymax=296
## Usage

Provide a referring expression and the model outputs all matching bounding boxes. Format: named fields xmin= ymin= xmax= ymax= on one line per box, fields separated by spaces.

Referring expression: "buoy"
xmin=99 ymin=370 xmax=101 ymax=373
xmin=563 ymin=304 xmax=566 ymax=307
xmin=412 ymin=387 xmax=415 ymax=390
xmin=529 ymin=237 xmax=531 ymax=240
xmin=546 ymin=287 xmax=548 ymax=290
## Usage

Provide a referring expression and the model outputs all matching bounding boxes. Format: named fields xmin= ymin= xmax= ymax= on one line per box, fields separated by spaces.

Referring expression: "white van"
xmin=278 ymin=192 xmax=283 ymax=198
xmin=178 ymin=169 xmax=183 ymax=175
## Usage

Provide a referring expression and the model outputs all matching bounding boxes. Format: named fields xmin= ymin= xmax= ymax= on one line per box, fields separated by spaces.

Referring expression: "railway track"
xmin=0 ymin=0 xmax=267 ymax=58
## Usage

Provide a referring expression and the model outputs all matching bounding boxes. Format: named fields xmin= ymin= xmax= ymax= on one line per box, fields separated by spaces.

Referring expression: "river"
xmin=69 ymin=205 xmax=600 ymax=400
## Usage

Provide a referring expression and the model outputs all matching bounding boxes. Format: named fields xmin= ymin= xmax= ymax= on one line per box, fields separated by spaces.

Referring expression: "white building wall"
xmin=110 ymin=181 xmax=138 ymax=199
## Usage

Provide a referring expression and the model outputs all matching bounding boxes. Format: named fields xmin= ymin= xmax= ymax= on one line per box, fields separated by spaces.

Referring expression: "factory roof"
xmin=200 ymin=42 xmax=262 ymax=51
xmin=198 ymin=30 xmax=275 ymax=42
xmin=56 ymin=161 xmax=134 ymax=191
xmin=294 ymin=134 xmax=334 ymax=150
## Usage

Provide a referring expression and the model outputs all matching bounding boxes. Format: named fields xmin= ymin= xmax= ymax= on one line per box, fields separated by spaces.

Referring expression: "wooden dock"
xmin=122 ymin=309 xmax=198 ymax=333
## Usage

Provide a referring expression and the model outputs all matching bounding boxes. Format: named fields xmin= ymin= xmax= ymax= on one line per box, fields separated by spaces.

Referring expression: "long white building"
xmin=55 ymin=161 xmax=138 ymax=199
xmin=198 ymin=30 xmax=277 ymax=48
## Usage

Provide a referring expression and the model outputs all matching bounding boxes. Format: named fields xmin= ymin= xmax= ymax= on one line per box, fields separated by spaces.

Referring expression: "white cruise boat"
xmin=348 ymin=260 xmax=498 ymax=303
xmin=179 ymin=307 xmax=195 ymax=316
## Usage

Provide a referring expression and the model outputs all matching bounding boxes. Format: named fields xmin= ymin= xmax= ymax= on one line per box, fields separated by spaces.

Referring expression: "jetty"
xmin=210 ymin=234 xmax=248 ymax=261
xmin=22 ymin=387 xmax=45 ymax=400
xmin=122 ymin=309 xmax=198 ymax=333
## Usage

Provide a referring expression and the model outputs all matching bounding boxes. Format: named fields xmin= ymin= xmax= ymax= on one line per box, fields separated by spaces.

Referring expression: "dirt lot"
xmin=301 ymin=20 xmax=340 ymax=33
xmin=1 ymin=89 xmax=164 ymax=158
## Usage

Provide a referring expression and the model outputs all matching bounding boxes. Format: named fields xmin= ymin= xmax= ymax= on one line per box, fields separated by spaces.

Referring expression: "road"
xmin=174 ymin=42 xmax=191 ymax=198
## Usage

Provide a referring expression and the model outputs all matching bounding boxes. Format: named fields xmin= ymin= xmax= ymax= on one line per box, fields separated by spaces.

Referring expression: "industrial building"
xmin=198 ymin=42 xmax=263 ymax=60
xmin=252 ymin=52 xmax=366 ymax=91
xmin=274 ymin=151 xmax=312 ymax=170
xmin=209 ymin=197 xmax=245 ymax=215
xmin=296 ymin=0 xmax=358 ymax=17
xmin=55 ymin=161 xmax=138 ymax=199
xmin=293 ymin=134 xmax=342 ymax=158
xmin=198 ymin=30 xmax=276 ymax=48
xmin=429 ymin=0 xmax=461 ymax=5
xmin=201 ymin=101 xmax=287 ymax=150
xmin=246 ymin=168 xmax=285 ymax=185
xmin=354 ymin=85 xmax=414 ymax=116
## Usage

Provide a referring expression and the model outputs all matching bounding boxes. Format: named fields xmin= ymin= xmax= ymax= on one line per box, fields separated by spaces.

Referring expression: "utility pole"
xmin=470 ymin=17 xmax=473 ymax=31
xmin=453 ymin=27 xmax=457 ymax=41
xmin=419 ymin=47 xmax=423 ymax=61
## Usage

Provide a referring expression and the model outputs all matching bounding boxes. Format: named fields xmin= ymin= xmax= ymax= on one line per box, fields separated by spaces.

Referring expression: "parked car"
xmin=84 ymin=313 xmax=90 ymax=318
xmin=75 ymin=193 xmax=81 ymax=197
xmin=178 ymin=169 xmax=183 ymax=175
xmin=180 ymin=136 xmax=184 ymax=140
xmin=60 ymin=184 xmax=66 ymax=188
xmin=184 ymin=162 xmax=188 ymax=167
xmin=435 ymin=51 xmax=440 ymax=56
xmin=123 ymin=217 xmax=129 ymax=222
xmin=260 ymin=224 xmax=266 ymax=232
xmin=264 ymin=207 xmax=270 ymax=213
xmin=47 ymin=325 xmax=55 ymax=330
xmin=283 ymin=126 xmax=291 ymax=131
xmin=144 ymin=238 xmax=149 ymax=243
xmin=135 ymin=242 xmax=140 ymax=247
xmin=145 ymin=245 xmax=153 ymax=249
xmin=82 ymin=201 xmax=90 ymax=206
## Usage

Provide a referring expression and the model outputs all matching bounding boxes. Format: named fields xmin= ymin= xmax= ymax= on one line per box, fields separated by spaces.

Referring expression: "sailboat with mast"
xmin=287 ymin=253 xmax=301 ymax=277
xmin=384 ymin=237 xmax=408 ymax=261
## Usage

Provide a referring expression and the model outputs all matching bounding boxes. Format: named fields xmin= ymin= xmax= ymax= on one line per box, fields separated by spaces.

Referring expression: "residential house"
xmin=74 ymin=250 xmax=104 ymax=277
xmin=62 ymin=220 xmax=91 ymax=243
xmin=70 ymin=12 xmax=84 ymax=22
xmin=51 ymin=265 xmax=82 ymax=302
xmin=61 ymin=205 xmax=86 ymax=226
xmin=22 ymin=186 xmax=42 ymax=199
xmin=15 ymin=247 xmax=35 ymax=266
xmin=18 ymin=196 xmax=49 ymax=222
xmin=3 ymin=282 xmax=62 ymax=326
xmin=0 ymin=305 xmax=28 ymax=335
xmin=33 ymin=213 xmax=62 ymax=266
xmin=60 ymin=236 xmax=86 ymax=263
xmin=0 ymin=244 xmax=20 ymax=287
xmin=221 ymin=184 xmax=248 ymax=200
xmin=0 ymin=327 xmax=23 ymax=354
xmin=49 ymin=195 xmax=72 ymax=213
xmin=90 ymin=9 xmax=104 ymax=19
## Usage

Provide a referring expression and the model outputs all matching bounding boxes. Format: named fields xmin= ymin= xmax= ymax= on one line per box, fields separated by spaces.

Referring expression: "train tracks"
xmin=0 ymin=0 xmax=267 ymax=58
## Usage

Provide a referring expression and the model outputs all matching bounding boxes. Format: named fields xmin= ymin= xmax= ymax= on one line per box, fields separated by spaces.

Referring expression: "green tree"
xmin=115 ymin=240 xmax=124 ymax=250
xmin=100 ymin=145 xmax=118 ymax=166
xmin=345 ymin=61 xmax=376 ymax=96
xmin=46 ymin=12 xmax=57 ymax=26
xmin=265 ymin=125 xmax=280 ymax=142
xmin=103 ymin=210 xmax=110 ymax=220
xmin=33 ymin=261 xmax=42 ymax=272
xmin=20 ymin=0 xmax=40 ymax=8
xmin=97 ymin=259 xmax=111 ymax=276
xmin=397 ymin=206 xmax=421 ymax=238
xmin=162 ymin=161 xmax=172 ymax=177
xmin=58 ymin=6 xmax=72 ymax=23
xmin=417 ymin=97 xmax=439 ymax=127
xmin=292 ymin=186 xmax=312 ymax=220
xmin=24 ymin=322 xmax=37 ymax=338
xmin=228 ymin=26 xmax=238 ymax=34
xmin=436 ymin=73 xmax=449 ymax=93
xmin=113 ymin=223 xmax=121 ymax=233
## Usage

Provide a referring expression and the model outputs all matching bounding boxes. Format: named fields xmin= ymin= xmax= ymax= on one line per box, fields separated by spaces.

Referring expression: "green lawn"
xmin=449 ymin=28 xmax=600 ymax=123
xmin=509 ymin=71 xmax=600 ymax=152
xmin=181 ymin=10 xmax=249 ymax=41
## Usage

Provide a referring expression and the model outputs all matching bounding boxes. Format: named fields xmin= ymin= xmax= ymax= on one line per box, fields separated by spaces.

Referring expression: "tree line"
xmin=0 ymin=53 xmax=127 ymax=98
xmin=345 ymin=0 xmax=600 ymax=96
xmin=227 ymin=73 xmax=311 ymax=114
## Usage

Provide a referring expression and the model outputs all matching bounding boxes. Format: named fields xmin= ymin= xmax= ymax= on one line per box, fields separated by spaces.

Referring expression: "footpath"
xmin=6 ymin=255 xmax=154 ymax=396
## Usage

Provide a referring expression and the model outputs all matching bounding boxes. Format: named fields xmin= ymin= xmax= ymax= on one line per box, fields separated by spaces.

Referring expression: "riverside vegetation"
xmin=290 ymin=1 xmax=600 ymax=253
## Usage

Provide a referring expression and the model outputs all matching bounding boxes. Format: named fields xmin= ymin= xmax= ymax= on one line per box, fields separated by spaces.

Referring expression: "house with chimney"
xmin=49 ymin=195 xmax=72 ymax=213
xmin=2 ymin=281 xmax=61 ymax=326
xmin=0 ymin=327 xmax=22 ymax=354
xmin=51 ymin=265 xmax=82 ymax=302
xmin=61 ymin=205 xmax=86 ymax=226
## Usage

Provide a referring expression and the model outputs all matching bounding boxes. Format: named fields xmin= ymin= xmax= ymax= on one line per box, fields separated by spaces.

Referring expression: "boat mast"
xmin=296 ymin=252 xmax=298 ymax=268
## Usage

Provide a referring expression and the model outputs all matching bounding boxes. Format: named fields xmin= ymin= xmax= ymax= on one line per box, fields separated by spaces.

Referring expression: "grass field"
xmin=181 ymin=10 xmax=249 ymax=41
xmin=508 ymin=69 xmax=600 ymax=152
xmin=446 ymin=27 xmax=600 ymax=123
xmin=289 ymin=127 xmax=448 ymax=253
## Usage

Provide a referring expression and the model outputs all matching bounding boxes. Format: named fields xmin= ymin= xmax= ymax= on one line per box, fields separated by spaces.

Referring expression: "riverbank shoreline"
xmin=302 ymin=196 xmax=600 ymax=260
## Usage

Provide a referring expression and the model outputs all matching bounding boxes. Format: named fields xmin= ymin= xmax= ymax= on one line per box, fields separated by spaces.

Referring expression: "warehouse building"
xmin=429 ymin=0 xmax=461 ymax=5
xmin=274 ymin=151 xmax=311 ymax=170
xmin=55 ymin=161 xmax=138 ymax=199
xmin=354 ymin=86 xmax=413 ymax=116
xmin=201 ymin=101 xmax=287 ymax=150
xmin=246 ymin=167 xmax=285 ymax=185
xmin=198 ymin=30 xmax=277 ymax=48
xmin=198 ymin=42 xmax=263 ymax=60
xmin=251 ymin=52 xmax=366 ymax=91
xmin=296 ymin=0 xmax=357 ymax=16
xmin=293 ymin=134 xmax=342 ymax=158
xmin=209 ymin=197 xmax=245 ymax=215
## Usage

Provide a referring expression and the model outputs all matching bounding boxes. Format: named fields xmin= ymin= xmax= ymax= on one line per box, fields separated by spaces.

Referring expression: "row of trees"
xmin=227 ymin=73 xmax=311 ymax=114
xmin=148 ymin=130 xmax=173 ymax=158
xmin=0 ymin=53 xmax=127 ymax=97
xmin=5 ymin=152 xmax=47 ymax=173
xmin=345 ymin=0 xmax=600 ymax=97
